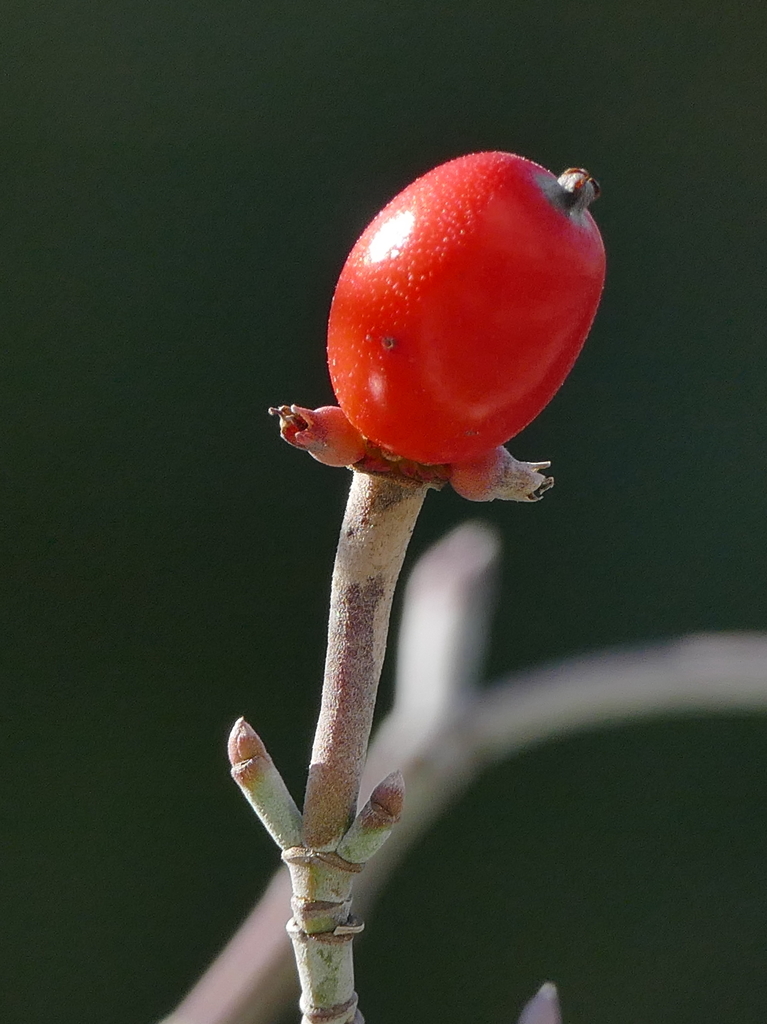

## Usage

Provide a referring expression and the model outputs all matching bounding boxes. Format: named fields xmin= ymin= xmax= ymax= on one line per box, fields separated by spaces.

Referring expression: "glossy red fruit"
xmin=327 ymin=152 xmax=605 ymax=465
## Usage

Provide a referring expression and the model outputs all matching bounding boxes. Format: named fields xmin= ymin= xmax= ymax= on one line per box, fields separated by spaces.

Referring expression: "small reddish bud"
xmin=449 ymin=446 xmax=553 ymax=503
xmin=227 ymin=716 xmax=267 ymax=767
xmin=269 ymin=404 xmax=366 ymax=467
xmin=228 ymin=719 xmax=303 ymax=848
xmin=336 ymin=770 xmax=405 ymax=864
xmin=366 ymin=770 xmax=405 ymax=824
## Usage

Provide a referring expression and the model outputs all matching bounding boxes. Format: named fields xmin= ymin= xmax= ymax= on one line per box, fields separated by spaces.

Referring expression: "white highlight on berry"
xmin=367 ymin=209 xmax=415 ymax=263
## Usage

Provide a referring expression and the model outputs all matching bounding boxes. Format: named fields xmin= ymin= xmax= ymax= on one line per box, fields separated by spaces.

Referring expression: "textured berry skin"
xmin=327 ymin=152 xmax=605 ymax=465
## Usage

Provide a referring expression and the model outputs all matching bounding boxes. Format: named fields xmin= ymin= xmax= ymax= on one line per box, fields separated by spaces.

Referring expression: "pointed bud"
xmin=336 ymin=771 xmax=406 ymax=865
xmin=227 ymin=718 xmax=303 ymax=850
xmin=368 ymin=770 xmax=405 ymax=823
xmin=227 ymin=716 xmax=267 ymax=766
xmin=269 ymin=404 xmax=366 ymax=467
xmin=450 ymin=446 xmax=553 ymax=502
xmin=517 ymin=983 xmax=561 ymax=1024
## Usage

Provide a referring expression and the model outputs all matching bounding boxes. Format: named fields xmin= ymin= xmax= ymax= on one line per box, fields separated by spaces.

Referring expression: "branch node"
xmin=289 ymin=898 xmax=354 ymax=935
xmin=282 ymin=848 xmax=364 ymax=874
xmin=300 ymin=995 xmax=359 ymax=1024
xmin=282 ymin=848 xmax=362 ymax=909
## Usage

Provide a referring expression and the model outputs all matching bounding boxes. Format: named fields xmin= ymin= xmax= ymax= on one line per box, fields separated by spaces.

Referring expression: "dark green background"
xmin=3 ymin=1 xmax=767 ymax=1021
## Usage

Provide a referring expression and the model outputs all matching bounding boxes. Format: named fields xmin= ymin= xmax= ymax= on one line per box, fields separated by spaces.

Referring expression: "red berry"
xmin=327 ymin=152 xmax=605 ymax=465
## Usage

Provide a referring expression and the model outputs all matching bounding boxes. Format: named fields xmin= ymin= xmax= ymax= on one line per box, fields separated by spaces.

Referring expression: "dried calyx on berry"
xmin=269 ymin=404 xmax=366 ymax=468
xmin=271 ymin=402 xmax=552 ymax=502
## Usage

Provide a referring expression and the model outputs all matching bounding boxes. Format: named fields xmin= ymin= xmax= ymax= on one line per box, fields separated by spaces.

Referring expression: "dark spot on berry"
xmin=382 ymin=336 xmax=397 ymax=350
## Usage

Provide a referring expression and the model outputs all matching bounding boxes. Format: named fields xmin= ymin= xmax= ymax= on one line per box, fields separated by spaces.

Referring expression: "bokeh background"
xmin=4 ymin=1 xmax=767 ymax=1021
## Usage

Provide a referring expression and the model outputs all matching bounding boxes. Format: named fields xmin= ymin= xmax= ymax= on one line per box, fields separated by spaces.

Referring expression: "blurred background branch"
xmin=165 ymin=524 xmax=767 ymax=1024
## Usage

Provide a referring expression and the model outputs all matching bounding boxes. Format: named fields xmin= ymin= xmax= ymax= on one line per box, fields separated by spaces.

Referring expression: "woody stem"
xmin=301 ymin=471 xmax=428 ymax=850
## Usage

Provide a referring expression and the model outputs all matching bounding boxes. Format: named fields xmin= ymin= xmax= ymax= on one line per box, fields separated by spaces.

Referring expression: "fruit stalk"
xmin=302 ymin=470 xmax=428 ymax=849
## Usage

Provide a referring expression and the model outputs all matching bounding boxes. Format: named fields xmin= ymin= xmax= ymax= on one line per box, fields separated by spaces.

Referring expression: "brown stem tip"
xmin=227 ymin=717 xmax=268 ymax=767
xmin=368 ymin=770 xmax=405 ymax=823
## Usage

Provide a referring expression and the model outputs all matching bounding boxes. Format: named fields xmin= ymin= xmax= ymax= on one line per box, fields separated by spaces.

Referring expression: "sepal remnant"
xmin=269 ymin=404 xmax=366 ymax=467
xmin=450 ymin=446 xmax=553 ymax=502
